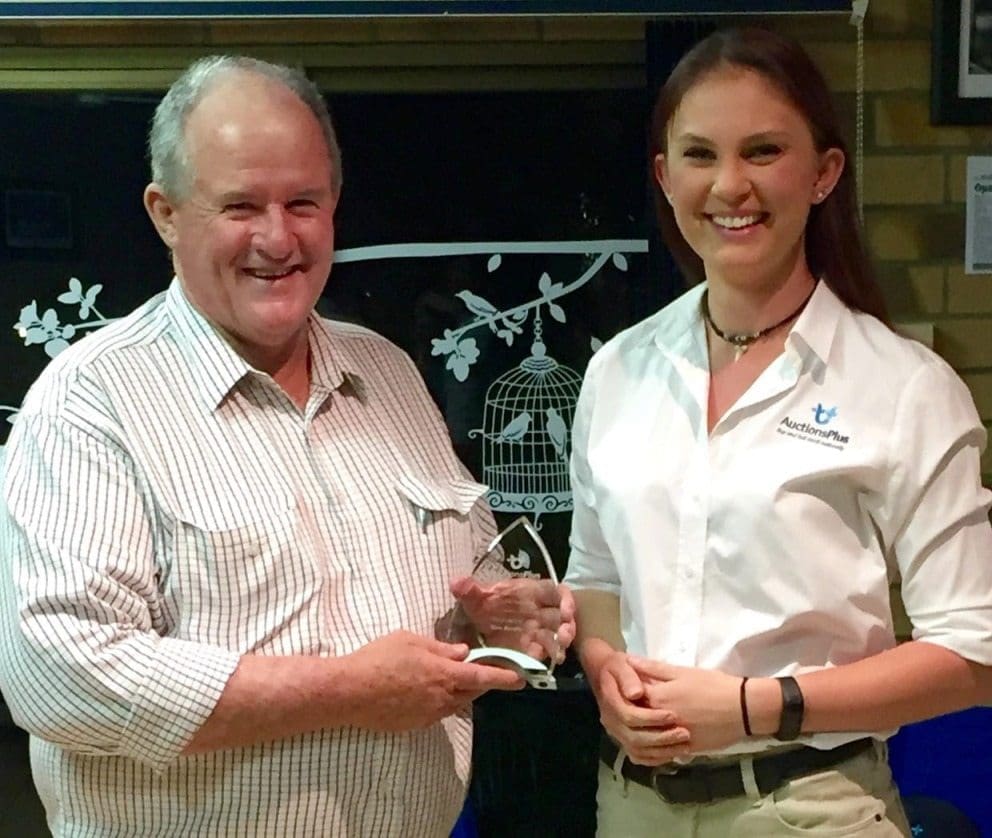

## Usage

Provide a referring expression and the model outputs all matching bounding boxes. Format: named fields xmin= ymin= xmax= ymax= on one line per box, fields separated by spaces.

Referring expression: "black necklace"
xmin=702 ymin=284 xmax=817 ymax=360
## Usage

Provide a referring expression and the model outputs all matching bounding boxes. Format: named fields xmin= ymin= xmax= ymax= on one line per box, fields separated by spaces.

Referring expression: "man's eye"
xmin=224 ymin=202 xmax=254 ymax=213
xmin=287 ymin=199 xmax=318 ymax=211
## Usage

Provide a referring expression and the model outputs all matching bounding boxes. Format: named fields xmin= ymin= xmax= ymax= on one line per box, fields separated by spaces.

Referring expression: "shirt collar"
xmin=165 ymin=278 xmax=365 ymax=413
xmin=651 ymin=282 xmax=708 ymax=364
xmin=646 ymin=279 xmax=845 ymax=368
xmin=786 ymin=279 xmax=843 ymax=365
xmin=306 ymin=315 xmax=368 ymax=403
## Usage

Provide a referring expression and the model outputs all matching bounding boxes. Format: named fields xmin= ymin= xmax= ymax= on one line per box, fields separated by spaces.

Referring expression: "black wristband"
xmin=739 ymin=677 xmax=753 ymax=737
xmin=774 ymin=676 xmax=804 ymax=741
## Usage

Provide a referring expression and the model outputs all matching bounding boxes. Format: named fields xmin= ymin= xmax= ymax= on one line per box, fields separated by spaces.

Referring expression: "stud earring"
xmin=816 ymin=190 xmax=826 ymax=202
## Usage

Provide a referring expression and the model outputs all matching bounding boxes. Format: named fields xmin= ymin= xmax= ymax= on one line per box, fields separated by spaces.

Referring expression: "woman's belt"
xmin=600 ymin=735 xmax=875 ymax=805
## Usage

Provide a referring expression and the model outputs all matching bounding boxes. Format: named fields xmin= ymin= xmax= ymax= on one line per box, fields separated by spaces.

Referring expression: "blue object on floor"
xmin=901 ymin=795 xmax=980 ymax=837
xmin=888 ymin=706 xmax=992 ymax=835
xmin=451 ymin=798 xmax=477 ymax=838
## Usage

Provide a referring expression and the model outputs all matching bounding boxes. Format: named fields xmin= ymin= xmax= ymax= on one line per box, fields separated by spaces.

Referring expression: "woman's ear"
xmin=812 ymin=147 xmax=845 ymax=204
xmin=143 ymin=183 xmax=180 ymax=248
xmin=654 ymin=153 xmax=673 ymax=204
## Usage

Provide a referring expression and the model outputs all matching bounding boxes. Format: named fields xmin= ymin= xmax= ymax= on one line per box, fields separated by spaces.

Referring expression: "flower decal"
xmin=16 ymin=302 xmax=75 ymax=358
xmin=431 ymin=330 xmax=481 ymax=382
xmin=14 ymin=278 xmax=110 ymax=360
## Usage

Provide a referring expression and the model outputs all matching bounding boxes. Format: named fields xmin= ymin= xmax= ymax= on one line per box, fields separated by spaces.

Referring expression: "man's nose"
xmin=253 ymin=206 xmax=295 ymax=259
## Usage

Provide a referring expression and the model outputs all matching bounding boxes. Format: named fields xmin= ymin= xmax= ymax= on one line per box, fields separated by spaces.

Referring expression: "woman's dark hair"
xmin=650 ymin=26 xmax=889 ymax=322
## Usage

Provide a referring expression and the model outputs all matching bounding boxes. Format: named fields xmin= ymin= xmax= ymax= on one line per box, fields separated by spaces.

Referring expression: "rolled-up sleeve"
xmin=881 ymin=360 xmax=992 ymax=665
xmin=0 ymin=399 xmax=239 ymax=773
xmin=564 ymin=353 xmax=621 ymax=595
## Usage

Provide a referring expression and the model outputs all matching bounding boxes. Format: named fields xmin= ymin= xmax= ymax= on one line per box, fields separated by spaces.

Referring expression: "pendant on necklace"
xmin=702 ymin=286 xmax=817 ymax=365
xmin=730 ymin=337 xmax=753 ymax=362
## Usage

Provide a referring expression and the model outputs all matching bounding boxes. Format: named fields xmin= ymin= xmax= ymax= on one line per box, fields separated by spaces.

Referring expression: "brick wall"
xmin=0 ymin=6 xmax=989 ymax=484
xmin=0 ymin=17 xmax=647 ymax=91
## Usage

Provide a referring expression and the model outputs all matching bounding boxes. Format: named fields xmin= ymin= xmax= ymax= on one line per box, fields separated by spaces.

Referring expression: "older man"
xmin=0 ymin=56 xmax=569 ymax=837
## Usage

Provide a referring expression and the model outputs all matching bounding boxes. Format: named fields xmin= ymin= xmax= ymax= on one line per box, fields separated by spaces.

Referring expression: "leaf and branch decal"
xmin=15 ymin=277 xmax=111 ymax=359
xmin=430 ymin=248 xmax=628 ymax=381
xmin=2 ymin=241 xmax=646 ymax=430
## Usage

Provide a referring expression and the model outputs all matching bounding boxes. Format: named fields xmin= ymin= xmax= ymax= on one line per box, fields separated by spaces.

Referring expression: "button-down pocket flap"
xmin=174 ymin=498 xmax=296 ymax=534
xmin=395 ymin=474 xmax=487 ymax=516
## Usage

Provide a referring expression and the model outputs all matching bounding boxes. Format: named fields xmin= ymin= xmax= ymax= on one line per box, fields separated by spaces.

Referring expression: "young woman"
xmin=565 ymin=27 xmax=992 ymax=836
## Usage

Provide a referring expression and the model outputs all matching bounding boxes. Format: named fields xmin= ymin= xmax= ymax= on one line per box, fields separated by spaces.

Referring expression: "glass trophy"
xmin=437 ymin=516 xmax=562 ymax=690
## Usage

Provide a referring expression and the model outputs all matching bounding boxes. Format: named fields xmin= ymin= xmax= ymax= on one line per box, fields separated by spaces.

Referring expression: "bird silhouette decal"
xmin=455 ymin=290 xmax=499 ymax=318
xmin=495 ymin=412 xmax=531 ymax=444
xmin=545 ymin=407 xmax=568 ymax=461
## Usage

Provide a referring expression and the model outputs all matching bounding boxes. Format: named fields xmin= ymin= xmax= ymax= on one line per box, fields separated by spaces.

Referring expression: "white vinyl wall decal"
xmin=5 ymin=239 xmax=649 ymax=516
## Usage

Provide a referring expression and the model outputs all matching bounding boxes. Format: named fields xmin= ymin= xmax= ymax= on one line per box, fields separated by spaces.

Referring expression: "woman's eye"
xmin=682 ymin=146 xmax=715 ymax=161
xmin=748 ymin=144 xmax=782 ymax=159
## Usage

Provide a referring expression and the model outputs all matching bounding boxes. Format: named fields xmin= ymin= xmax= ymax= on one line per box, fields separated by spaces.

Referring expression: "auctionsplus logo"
xmin=779 ymin=406 xmax=850 ymax=445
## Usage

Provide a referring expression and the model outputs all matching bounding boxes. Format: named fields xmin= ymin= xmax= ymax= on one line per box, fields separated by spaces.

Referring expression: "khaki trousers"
xmin=596 ymin=741 xmax=911 ymax=837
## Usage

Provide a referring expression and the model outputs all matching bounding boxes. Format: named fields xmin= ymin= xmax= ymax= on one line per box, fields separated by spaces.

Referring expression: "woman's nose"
xmin=710 ymin=160 xmax=752 ymax=203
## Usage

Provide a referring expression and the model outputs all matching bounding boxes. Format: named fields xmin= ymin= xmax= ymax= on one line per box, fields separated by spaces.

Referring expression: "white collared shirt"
xmin=0 ymin=279 xmax=492 ymax=836
xmin=565 ymin=281 xmax=992 ymax=752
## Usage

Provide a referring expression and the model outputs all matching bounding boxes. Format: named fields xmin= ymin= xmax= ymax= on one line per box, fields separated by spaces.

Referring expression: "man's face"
xmin=145 ymin=74 xmax=338 ymax=368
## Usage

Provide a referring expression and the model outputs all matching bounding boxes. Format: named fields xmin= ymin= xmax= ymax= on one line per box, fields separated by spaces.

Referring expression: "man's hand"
xmin=629 ymin=657 xmax=745 ymax=756
xmin=449 ymin=576 xmax=569 ymax=662
xmin=339 ymin=631 xmax=523 ymax=731
xmin=581 ymin=639 xmax=690 ymax=766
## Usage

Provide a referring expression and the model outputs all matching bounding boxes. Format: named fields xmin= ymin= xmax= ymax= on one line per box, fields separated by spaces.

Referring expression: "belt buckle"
xmin=650 ymin=762 xmax=693 ymax=805
xmin=651 ymin=763 xmax=719 ymax=806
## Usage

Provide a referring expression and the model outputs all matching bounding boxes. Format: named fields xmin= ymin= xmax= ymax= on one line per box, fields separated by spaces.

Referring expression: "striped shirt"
xmin=0 ymin=278 xmax=494 ymax=837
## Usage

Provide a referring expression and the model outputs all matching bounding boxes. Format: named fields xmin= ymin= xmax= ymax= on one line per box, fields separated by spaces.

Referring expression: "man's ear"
xmin=143 ymin=183 xmax=179 ymax=248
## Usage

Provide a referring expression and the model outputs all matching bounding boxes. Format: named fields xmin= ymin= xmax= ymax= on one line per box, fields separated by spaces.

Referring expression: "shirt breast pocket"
xmin=167 ymin=501 xmax=323 ymax=652
xmin=388 ymin=474 xmax=488 ymax=631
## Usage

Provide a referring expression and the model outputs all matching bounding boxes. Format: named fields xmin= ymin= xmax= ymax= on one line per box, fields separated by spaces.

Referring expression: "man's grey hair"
xmin=148 ymin=55 xmax=342 ymax=200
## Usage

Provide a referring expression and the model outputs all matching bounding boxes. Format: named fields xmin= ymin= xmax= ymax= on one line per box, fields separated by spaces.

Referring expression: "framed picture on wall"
xmin=932 ymin=0 xmax=992 ymax=124
xmin=3 ymin=187 xmax=74 ymax=251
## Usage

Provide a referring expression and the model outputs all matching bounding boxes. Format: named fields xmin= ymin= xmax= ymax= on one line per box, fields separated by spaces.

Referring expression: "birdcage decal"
xmin=469 ymin=316 xmax=581 ymax=517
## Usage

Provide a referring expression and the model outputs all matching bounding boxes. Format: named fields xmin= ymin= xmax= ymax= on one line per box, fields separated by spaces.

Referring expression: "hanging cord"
xmin=850 ymin=0 xmax=869 ymax=220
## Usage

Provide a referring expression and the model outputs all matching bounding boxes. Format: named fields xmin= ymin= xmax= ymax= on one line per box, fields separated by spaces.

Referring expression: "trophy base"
xmin=466 ymin=647 xmax=557 ymax=690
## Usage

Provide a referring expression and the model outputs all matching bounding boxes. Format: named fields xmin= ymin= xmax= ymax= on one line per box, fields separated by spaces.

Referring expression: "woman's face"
xmin=655 ymin=66 xmax=843 ymax=291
